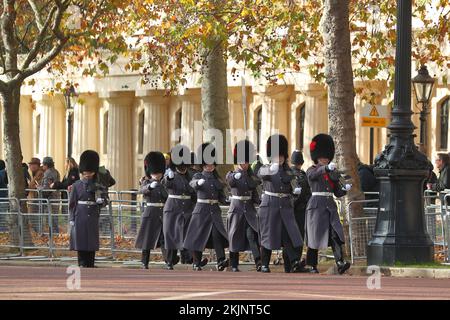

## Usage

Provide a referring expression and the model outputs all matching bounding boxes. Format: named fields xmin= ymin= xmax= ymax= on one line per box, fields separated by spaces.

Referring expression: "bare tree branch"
xmin=20 ymin=5 xmax=57 ymax=70
xmin=27 ymin=0 xmax=44 ymax=31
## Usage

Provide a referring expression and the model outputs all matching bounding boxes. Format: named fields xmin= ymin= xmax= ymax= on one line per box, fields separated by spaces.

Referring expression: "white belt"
xmin=231 ymin=195 xmax=252 ymax=201
xmin=264 ymin=191 xmax=290 ymax=198
xmin=146 ymin=202 xmax=165 ymax=207
xmin=168 ymin=195 xmax=191 ymax=200
xmin=197 ymin=199 xmax=219 ymax=204
xmin=78 ymin=201 xmax=96 ymax=205
xmin=312 ymin=192 xmax=334 ymax=197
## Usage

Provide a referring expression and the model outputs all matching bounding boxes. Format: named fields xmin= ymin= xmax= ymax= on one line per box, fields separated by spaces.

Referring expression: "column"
xmin=299 ymin=83 xmax=328 ymax=166
xmin=228 ymin=87 xmax=248 ymax=149
xmin=254 ymin=86 xmax=293 ymax=162
xmin=72 ymin=93 xmax=100 ymax=162
xmin=19 ymin=96 xmax=34 ymax=164
xmin=33 ymin=93 xmax=66 ymax=174
xmin=135 ymin=90 xmax=170 ymax=185
xmin=99 ymin=91 xmax=134 ymax=191
xmin=178 ymin=90 xmax=202 ymax=151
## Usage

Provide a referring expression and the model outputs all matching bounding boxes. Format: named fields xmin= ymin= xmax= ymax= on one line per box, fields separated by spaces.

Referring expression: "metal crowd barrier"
xmin=2 ymin=188 xmax=448 ymax=265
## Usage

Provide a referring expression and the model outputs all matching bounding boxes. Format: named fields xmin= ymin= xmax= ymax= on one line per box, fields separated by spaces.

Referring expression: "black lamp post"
xmin=63 ymin=85 xmax=77 ymax=158
xmin=412 ymin=65 xmax=435 ymax=155
xmin=367 ymin=0 xmax=434 ymax=265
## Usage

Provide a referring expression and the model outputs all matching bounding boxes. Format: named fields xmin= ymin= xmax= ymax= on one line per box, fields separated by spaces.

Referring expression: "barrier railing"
xmin=1 ymin=189 xmax=449 ymax=265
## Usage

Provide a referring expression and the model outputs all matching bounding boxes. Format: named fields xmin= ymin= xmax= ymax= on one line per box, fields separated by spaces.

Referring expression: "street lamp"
xmin=412 ymin=65 xmax=435 ymax=155
xmin=367 ymin=0 xmax=434 ymax=265
xmin=63 ymin=84 xmax=77 ymax=158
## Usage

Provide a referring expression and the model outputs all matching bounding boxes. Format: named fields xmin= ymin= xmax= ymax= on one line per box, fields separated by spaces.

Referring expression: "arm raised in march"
xmin=189 ymin=173 xmax=204 ymax=190
xmin=306 ymin=165 xmax=327 ymax=181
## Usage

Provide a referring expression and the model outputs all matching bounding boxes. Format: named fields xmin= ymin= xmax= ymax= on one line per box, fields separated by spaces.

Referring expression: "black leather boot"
xmin=336 ymin=260 xmax=351 ymax=275
xmin=291 ymin=259 xmax=310 ymax=273
xmin=255 ymin=257 xmax=262 ymax=272
xmin=141 ymin=250 xmax=150 ymax=269
xmin=216 ymin=258 xmax=229 ymax=271
xmin=261 ymin=265 xmax=271 ymax=273
xmin=310 ymin=266 xmax=319 ymax=274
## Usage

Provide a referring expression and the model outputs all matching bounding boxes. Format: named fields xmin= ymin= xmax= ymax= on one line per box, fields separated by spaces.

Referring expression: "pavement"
xmin=1 ymin=263 xmax=450 ymax=300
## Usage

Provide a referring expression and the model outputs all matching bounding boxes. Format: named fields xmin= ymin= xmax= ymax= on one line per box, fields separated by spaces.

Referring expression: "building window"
xmin=103 ymin=111 xmax=109 ymax=154
xmin=297 ymin=104 xmax=305 ymax=150
xmin=256 ymin=106 xmax=262 ymax=153
xmin=138 ymin=110 xmax=145 ymax=154
xmin=440 ymin=98 xmax=449 ymax=150
xmin=35 ymin=114 xmax=41 ymax=154
xmin=175 ymin=108 xmax=182 ymax=143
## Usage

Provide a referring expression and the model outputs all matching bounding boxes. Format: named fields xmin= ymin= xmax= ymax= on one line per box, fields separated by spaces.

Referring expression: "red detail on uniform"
xmin=323 ymin=173 xmax=335 ymax=189
xmin=310 ymin=141 xmax=317 ymax=151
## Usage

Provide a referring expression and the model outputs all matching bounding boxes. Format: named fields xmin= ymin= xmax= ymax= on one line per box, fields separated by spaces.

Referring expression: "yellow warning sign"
xmin=369 ymin=106 xmax=379 ymax=117
xmin=361 ymin=117 xmax=387 ymax=127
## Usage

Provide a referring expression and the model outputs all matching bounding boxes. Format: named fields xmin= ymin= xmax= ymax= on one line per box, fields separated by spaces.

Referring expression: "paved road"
xmin=1 ymin=265 xmax=450 ymax=300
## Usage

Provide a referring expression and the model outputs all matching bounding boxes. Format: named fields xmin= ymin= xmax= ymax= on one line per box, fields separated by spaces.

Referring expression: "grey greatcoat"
xmin=226 ymin=169 xmax=260 ymax=252
xmin=135 ymin=178 xmax=168 ymax=250
xmin=183 ymin=171 xmax=229 ymax=252
xmin=162 ymin=171 xmax=195 ymax=250
xmin=69 ymin=178 xmax=108 ymax=251
xmin=305 ymin=164 xmax=346 ymax=250
xmin=257 ymin=164 xmax=303 ymax=250
xmin=291 ymin=166 xmax=311 ymax=239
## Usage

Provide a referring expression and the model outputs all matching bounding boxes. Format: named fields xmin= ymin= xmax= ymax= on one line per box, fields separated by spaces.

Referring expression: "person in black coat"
xmin=69 ymin=150 xmax=108 ymax=268
xmin=162 ymin=144 xmax=196 ymax=269
xmin=282 ymin=150 xmax=311 ymax=273
xmin=305 ymin=134 xmax=351 ymax=274
xmin=183 ymin=143 xmax=229 ymax=271
xmin=257 ymin=134 xmax=304 ymax=273
xmin=135 ymin=151 xmax=168 ymax=269
xmin=226 ymin=140 xmax=261 ymax=272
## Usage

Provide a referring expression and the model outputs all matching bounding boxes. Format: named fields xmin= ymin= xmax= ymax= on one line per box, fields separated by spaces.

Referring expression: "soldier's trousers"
xmin=192 ymin=226 xmax=226 ymax=266
xmin=166 ymin=249 xmax=178 ymax=265
xmin=261 ymin=223 xmax=300 ymax=267
xmin=306 ymin=225 xmax=344 ymax=267
xmin=230 ymin=221 xmax=261 ymax=268
xmin=141 ymin=233 xmax=167 ymax=267
xmin=77 ymin=251 xmax=95 ymax=268
xmin=283 ymin=209 xmax=306 ymax=271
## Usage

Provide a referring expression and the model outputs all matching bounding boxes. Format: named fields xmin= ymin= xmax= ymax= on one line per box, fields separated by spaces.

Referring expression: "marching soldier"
xmin=257 ymin=134 xmax=304 ymax=273
xmin=135 ymin=151 xmax=168 ymax=270
xmin=226 ymin=140 xmax=262 ymax=272
xmin=162 ymin=144 xmax=196 ymax=269
xmin=183 ymin=143 xmax=229 ymax=271
xmin=305 ymin=134 xmax=351 ymax=274
xmin=69 ymin=150 xmax=108 ymax=268
xmin=282 ymin=150 xmax=311 ymax=273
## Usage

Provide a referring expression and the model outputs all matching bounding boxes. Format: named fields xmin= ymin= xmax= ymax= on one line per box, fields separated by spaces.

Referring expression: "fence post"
xmin=47 ymin=199 xmax=54 ymax=259
xmin=130 ymin=189 xmax=138 ymax=234
xmin=108 ymin=200 xmax=115 ymax=259
xmin=17 ymin=198 xmax=24 ymax=256
xmin=347 ymin=201 xmax=354 ymax=264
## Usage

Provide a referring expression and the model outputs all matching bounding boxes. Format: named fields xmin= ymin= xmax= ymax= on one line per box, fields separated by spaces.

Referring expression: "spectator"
xmin=427 ymin=153 xmax=450 ymax=192
xmin=97 ymin=165 xmax=116 ymax=189
xmin=51 ymin=157 xmax=80 ymax=192
xmin=0 ymin=160 xmax=8 ymax=199
xmin=27 ymin=158 xmax=45 ymax=231
xmin=39 ymin=157 xmax=61 ymax=233
xmin=357 ymin=162 xmax=379 ymax=209
xmin=0 ymin=160 xmax=8 ymax=232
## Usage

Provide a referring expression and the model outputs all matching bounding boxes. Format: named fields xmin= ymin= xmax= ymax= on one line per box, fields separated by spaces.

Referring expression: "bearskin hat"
xmin=233 ymin=140 xmax=256 ymax=164
xmin=197 ymin=142 xmax=216 ymax=166
xmin=291 ymin=150 xmax=304 ymax=165
xmin=310 ymin=134 xmax=335 ymax=163
xmin=266 ymin=134 xmax=289 ymax=159
xmin=170 ymin=144 xmax=191 ymax=168
xmin=144 ymin=151 xmax=166 ymax=176
xmin=79 ymin=150 xmax=100 ymax=173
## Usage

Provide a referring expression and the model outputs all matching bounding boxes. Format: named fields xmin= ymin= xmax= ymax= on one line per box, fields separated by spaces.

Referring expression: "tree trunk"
xmin=1 ymin=85 xmax=32 ymax=248
xmin=320 ymin=0 xmax=364 ymax=257
xmin=201 ymin=40 xmax=233 ymax=178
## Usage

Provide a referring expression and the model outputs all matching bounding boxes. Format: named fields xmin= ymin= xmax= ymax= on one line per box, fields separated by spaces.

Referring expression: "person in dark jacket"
xmin=305 ymin=134 xmax=351 ymax=274
xmin=283 ymin=150 xmax=311 ymax=273
xmin=69 ymin=150 xmax=108 ymax=268
xmin=428 ymin=153 xmax=450 ymax=192
xmin=0 ymin=160 xmax=7 ymax=199
xmin=135 ymin=151 xmax=168 ymax=269
xmin=226 ymin=140 xmax=261 ymax=272
xmin=52 ymin=157 xmax=80 ymax=191
xmin=183 ymin=143 xmax=229 ymax=271
xmin=257 ymin=134 xmax=304 ymax=273
xmin=162 ymin=144 xmax=196 ymax=269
